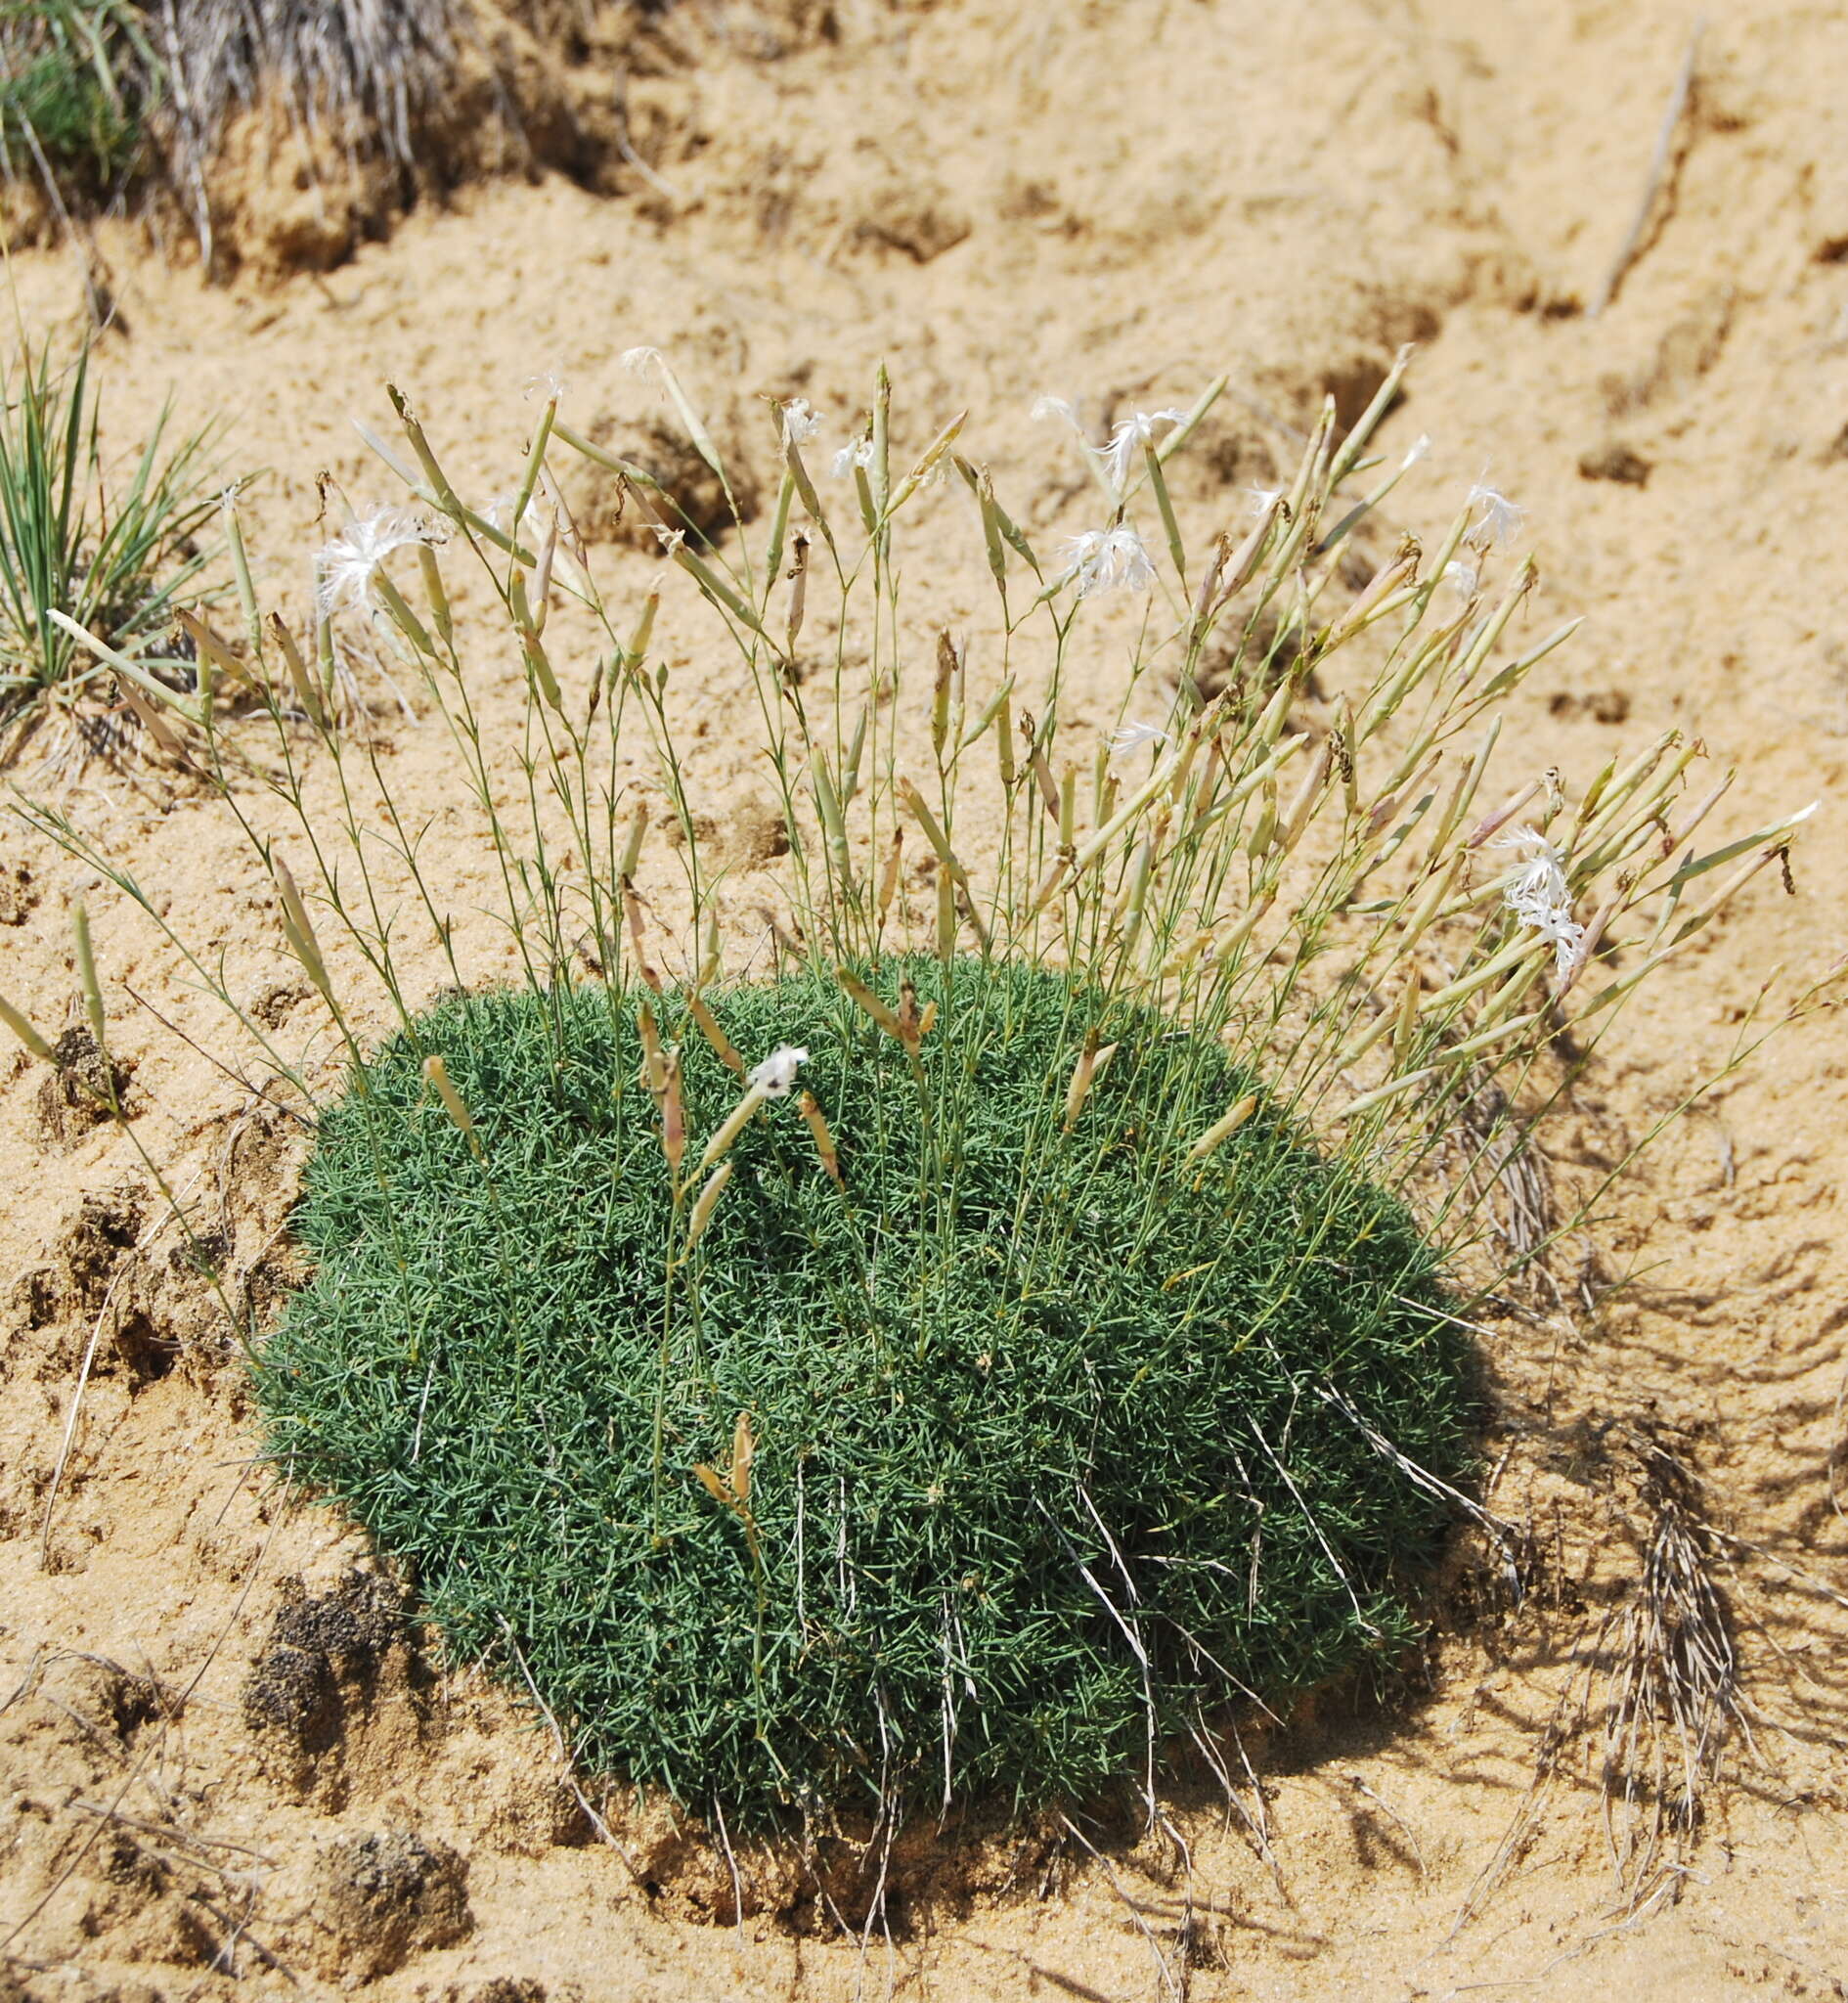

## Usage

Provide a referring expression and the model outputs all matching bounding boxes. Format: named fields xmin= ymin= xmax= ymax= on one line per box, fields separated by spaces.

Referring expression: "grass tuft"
xmin=0 ymin=0 xmax=160 ymax=196
xmin=0 ymin=331 xmax=224 ymax=762
xmin=259 ymin=957 xmax=1472 ymax=1827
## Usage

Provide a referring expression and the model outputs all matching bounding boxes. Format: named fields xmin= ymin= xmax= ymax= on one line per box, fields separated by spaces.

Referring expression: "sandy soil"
xmin=4 ymin=2 xmax=1848 ymax=1997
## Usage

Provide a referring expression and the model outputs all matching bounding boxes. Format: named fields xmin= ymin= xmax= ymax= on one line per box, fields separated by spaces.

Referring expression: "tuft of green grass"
xmin=0 ymin=332 xmax=224 ymax=756
xmin=257 ymin=957 xmax=1473 ymax=1828
xmin=0 ymin=0 xmax=160 ymax=193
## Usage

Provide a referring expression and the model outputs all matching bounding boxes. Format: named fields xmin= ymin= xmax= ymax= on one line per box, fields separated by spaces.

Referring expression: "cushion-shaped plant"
xmin=258 ymin=956 xmax=1473 ymax=1827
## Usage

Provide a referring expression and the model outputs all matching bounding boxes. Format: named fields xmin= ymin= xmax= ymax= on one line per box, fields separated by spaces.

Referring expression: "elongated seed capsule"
xmin=624 ymin=884 xmax=663 ymax=994
xmin=870 ymin=363 xmax=892 ymax=516
xmin=636 ymin=1001 xmax=668 ymax=1094
xmin=932 ymin=630 xmax=956 ymax=758
xmin=843 ymin=701 xmax=869 ymax=804
xmin=659 ymin=1048 xmax=686 ymax=1174
xmin=877 ymin=829 xmax=904 ymax=927
xmin=1556 ymin=893 xmax=1619 ymax=999
xmin=0 ymin=991 xmax=54 ymax=1062
xmin=812 ymin=751 xmax=852 ymax=885
xmin=672 ymin=538 xmax=785 ymax=655
xmin=1281 ymin=737 xmax=1332 ymax=848
xmin=1058 ymin=764 xmax=1077 ymax=850
xmin=315 ymin=605 xmax=336 ymax=695
xmin=688 ymin=996 xmax=745 ymax=1075
xmin=389 ymin=384 xmax=467 ymax=518
xmin=1191 ymin=531 xmax=1231 ymax=631
xmin=692 ymin=1461 xmax=735 ymax=1510
xmin=700 ymin=1082 xmax=770 ymax=1172
xmin=995 ymin=686 xmax=1016 ymax=787
xmin=418 ymin=543 xmax=453 ymax=644
xmin=730 ymin=1413 xmax=755 ymax=1507
xmin=887 ymin=409 xmax=967 ymax=515
xmin=1396 ymin=846 xmax=1468 ymax=957
xmin=223 ymin=493 xmax=261 ymax=654
xmin=1210 ymin=890 xmax=1275 ymax=966
xmin=422 ymin=1053 xmax=483 ymax=1158
xmin=798 ymin=1090 xmax=843 ymax=1185
xmin=175 ymin=608 xmax=238 ymax=701
xmin=1426 ymin=720 xmax=1499 ymax=862
xmin=1391 ymin=972 xmax=1424 ymax=1070
xmin=116 ymin=676 xmax=187 ymax=758
xmin=784 ymin=530 xmax=811 ymax=652
xmin=274 ymin=860 xmax=331 ymax=998
xmin=684 ymin=1161 xmax=732 ymax=1248
xmin=625 ymin=591 xmax=660 ymax=677
xmin=1420 ymin=930 xmax=1549 ymax=1017
xmin=897 ymin=779 xmax=966 ymax=892
xmin=1027 ymin=855 xmax=1069 ymax=916
xmin=1022 ymin=714 xmax=1060 ymax=821
xmin=762 ymin=461 xmax=796 ymax=593
xmin=782 ymin=434 xmax=833 ymax=556
xmin=936 ymin=868 xmax=956 ymax=958
xmin=1339 ymin=989 xmax=1400 ymax=1071
xmin=513 ymin=394 xmax=557 ymax=534
xmin=1324 ymin=540 xmax=1420 ymax=649
xmin=1211 ymin=495 xmax=1283 ymax=616
xmin=1144 ymin=441 xmax=1188 ymax=589
xmin=960 ymin=675 xmax=1014 ymax=754
xmin=531 ymin=522 xmax=558 ymax=634
xmin=1117 ymin=836 xmax=1155 ymax=958
xmin=699 ymin=908 xmax=723 ymax=990
xmin=72 ymin=905 xmax=106 ymax=1051
xmin=1336 ymin=1011 xmax=1545 ymax=1123
xmin=1247 ymin=780 xmax=1278 ymax=858
xmin=374 ymin=571 xmax=437 ymax=659
xmin=1188 ymin=1091 xmax=1258 ymax=1161
xmin=835 ymin=965 xmax=905 ymax=1043
xmin=620 ymin=801 xmax=649 ymax=883
xmin=1062 ymin=1035 xmax=1115 ymax=1131
xmin=47 ymin=610 xmax=198 ymax=727
xmin=1466 ymin=777 xmax=1542 ymax=849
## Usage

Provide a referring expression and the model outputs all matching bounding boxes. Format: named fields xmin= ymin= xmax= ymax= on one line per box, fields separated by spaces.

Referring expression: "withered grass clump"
xmin=260 ymin=957 xmax=1471 ymax=1826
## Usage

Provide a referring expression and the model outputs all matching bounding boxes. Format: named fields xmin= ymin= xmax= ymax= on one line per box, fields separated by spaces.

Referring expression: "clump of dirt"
xmin=0 ymin=860 xmax=38 ymax=926
xmin=35 ymin=1029 xmax=135 ymax=1148
xmin=564 ymin=407 xmax=763 ymax=548
xmin=296 ymin=1827 xmax=473 ymax=1981
xmin=242 ymin=1569 xmax=426 ymax=1802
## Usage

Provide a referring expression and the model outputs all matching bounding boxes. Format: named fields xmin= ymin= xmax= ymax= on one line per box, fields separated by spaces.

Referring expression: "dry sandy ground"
xmin=3 ymin=1 xmax=1848 ymax=1997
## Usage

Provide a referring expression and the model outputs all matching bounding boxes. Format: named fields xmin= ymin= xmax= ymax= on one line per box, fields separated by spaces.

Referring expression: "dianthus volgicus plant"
xmin=12 ymin=343 xmax=1826 ymax=1836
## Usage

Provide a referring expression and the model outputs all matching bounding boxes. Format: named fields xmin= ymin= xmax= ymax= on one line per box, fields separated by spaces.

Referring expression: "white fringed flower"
xmin=315 ymin=507 xmax=435 ymax=616
xmin=1098 ymin=408 xmax=1189 ymax=491
xmin=1032 ymin=393 xmax=1083 ymax=433
xmin=622 ymin=345 xmax=664 ymax=377
xmin=1467 ymin=478 xmax=1525 ymax=550
xmin=1496 ymin=826 xmax=1585 ymax=977
xmin=831 ymin=436 xmax=876 ymax=479
xmin=1441 ymin=557 xmax=1479 ymax=600
xmin=748 ymin=1045 xmax=810 ymax=1098
xmin=1107 ymin=721 xmax=1169 ymax=762
xmin=1035 ymin=393 xmax=1193 ymax=495
xmin=1248 ymin=484 xmax=1284 ymax=516
xmin=524 ymin=369 xmax=568 ymax=402
xmin=1060 ymin=524 xmax=1156 ymax=598
xmin=1400 ymin=431 xmax=1432 ymax=470
xmin=780 ymin=398 xmax=821 ymax=445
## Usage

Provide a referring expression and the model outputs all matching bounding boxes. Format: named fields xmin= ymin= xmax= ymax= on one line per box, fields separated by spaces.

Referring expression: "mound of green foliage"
xmin=258 ymin=957 xmax=1474 ymax=1827
xmin=0 ymin=2 xmax=159 ymax=193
